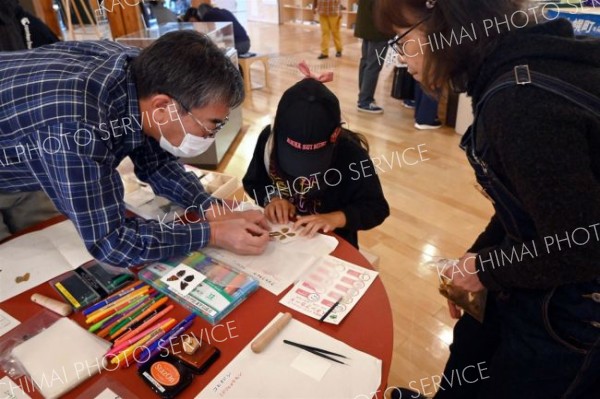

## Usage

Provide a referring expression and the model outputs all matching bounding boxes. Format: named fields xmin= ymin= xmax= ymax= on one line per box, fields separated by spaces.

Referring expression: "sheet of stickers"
xmin=280 ymin=255 xmax=378 ymax=324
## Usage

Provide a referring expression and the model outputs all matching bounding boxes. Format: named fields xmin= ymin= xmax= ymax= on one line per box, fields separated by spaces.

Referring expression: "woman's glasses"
xmin=388 ymin=15 xmax=431 ymax=56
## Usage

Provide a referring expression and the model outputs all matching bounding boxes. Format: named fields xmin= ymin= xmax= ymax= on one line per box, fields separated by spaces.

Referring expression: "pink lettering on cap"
xmin=287 ymin=137 xmax=327 ymax=151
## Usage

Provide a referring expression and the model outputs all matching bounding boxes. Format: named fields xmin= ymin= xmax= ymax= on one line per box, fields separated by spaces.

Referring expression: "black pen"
xmin=319 ymin=299 xmax=341 ymax=322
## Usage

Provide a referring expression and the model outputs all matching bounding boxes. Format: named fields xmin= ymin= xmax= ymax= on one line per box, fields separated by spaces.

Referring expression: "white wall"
xmin=213 ymin=0 xmax=249 ymax=29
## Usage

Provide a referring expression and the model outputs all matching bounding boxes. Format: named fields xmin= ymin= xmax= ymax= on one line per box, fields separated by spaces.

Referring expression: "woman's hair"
xmin=342 ymin=129 xmax=370 ymax=154
xmin=131 ymin=30 xmax=244 ymax=109
xmin=376 ymin=0 xmax=533 ymax=91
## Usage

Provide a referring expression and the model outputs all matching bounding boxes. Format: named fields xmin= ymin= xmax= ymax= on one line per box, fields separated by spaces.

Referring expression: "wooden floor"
xmin=218 ymin=21 xmax=494 ymax=393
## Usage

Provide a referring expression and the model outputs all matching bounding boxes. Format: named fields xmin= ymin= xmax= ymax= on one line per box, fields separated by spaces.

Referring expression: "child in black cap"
xmin=243 ymin=77 xmax=389 ymax=248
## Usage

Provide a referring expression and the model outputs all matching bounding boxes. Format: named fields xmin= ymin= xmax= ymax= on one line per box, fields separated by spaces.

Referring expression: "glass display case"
xmin=116 ymin=22 xmax=241 ymax=169
xmin=116 ymin=22 xmax=235 ymax=51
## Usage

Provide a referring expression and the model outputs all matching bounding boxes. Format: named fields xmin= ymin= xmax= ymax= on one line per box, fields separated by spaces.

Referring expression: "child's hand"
xmin=265 ymin=198 xmax=296 ymax=224
xmin=293 ymin=211 xmax=346 ymax=238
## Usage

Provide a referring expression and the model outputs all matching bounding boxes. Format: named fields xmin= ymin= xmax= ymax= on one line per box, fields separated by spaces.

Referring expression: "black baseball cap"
xmin=274 ymin=79 xmax=341 ymax=178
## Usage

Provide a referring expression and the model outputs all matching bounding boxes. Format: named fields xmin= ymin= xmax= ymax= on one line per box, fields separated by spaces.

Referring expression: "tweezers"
xmin=283 ymin=340 xmax=347 ymax=365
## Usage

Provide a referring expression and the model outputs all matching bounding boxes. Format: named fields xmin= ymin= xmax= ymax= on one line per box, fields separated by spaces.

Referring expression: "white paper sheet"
xmin=93 ymin=388 xmax=122 ymax=399
xmin=120 ymin=171 xmax=185 ymax=223
xmin=0 ymin=221 xmax=93 ymax=302
xmin=290 ymin=351 xmax=331 ymax=382
xmin=279 ymin=256 xmax=379 ymax=325
xmin=195 ymin=314 xmax=381 ymax=399
xmin=11 ymin=318 xmax=111 ymax=399
xmin=203 ymin=203 xmax=339 ymax=295
xmin=0 ymin=309 xmax=20 ymax=337
xmin=0 ymin=376 xmax=31 ymax=399
xmin=203 ymin=232 xmax=338 ymax=296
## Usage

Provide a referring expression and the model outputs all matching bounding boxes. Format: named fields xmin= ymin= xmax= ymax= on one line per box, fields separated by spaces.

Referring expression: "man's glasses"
xmin=170 ymin=97 xmax=229 ymax=138
xmin=388 ymin=15 xmax=431 ymax=56
xmin=185 ymin=109 xmax=229 ymax=138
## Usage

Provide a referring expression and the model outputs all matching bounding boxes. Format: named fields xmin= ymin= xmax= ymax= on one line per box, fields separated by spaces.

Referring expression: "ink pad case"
xmin=138 ymin=355 xmax=194 ymax=398
xmin=171 ymin=336 xmax=221 ymax=374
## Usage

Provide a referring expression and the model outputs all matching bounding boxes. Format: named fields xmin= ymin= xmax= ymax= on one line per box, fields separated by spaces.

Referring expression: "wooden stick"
xmin=78 ymin=0 xmax=101 ymax=38
xmin=70 ymin=0 xmax=88 ymax=34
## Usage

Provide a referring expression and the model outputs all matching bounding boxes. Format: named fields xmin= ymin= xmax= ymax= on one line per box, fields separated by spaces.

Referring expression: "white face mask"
xmin=159 ymin=129 xmax=215 ymax=158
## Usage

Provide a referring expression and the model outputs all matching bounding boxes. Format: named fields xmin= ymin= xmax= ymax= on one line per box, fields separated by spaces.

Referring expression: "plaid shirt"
xmin=0 ymin=41 xmax=215 ymax=267
xmin=316 ymin=0 xmax=341 ymax=16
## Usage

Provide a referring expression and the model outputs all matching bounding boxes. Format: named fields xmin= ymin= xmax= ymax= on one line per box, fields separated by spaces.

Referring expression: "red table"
xmin=0 ymin=217 xmax=393 ymax=398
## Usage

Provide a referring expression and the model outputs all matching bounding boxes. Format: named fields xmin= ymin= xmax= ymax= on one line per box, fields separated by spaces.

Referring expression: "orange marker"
xmin=111 ymin=319 xmax=176 ymax=368
xmin=86 ymin=286 xmax=151 ymax=322
xmin=109 ymin=296 xmax=169 ymax=340
xmin=114 ymin=304 xmax=175 ymax=345
xmin=96 ymin=296 xmax=151 ymax=338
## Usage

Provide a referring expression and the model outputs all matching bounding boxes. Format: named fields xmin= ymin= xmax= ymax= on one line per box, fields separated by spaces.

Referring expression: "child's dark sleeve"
xmin=242 ymin=126 xmax=275 ymax=207
xmin=340 ymin=144 xmax=390 ymax=231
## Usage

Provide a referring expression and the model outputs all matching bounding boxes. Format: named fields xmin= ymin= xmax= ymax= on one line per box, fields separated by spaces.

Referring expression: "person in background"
xmin=378 ymin=0 xmax=600 ymax=397
xmin=355 ymin=0 xmax=393 ymax=114
xmin=0 ymin=31 xmax=269 ymax=263
xmin=148 ymin=0 xmax=178 ymax=24
xmin=313 ymin=0 xmax=343 ymax=59
xmin=0 ymin=0 xmax=59 ymax=51
xmin=411 ymin=83 xmax=442 ymax=130
xmin=243 ymin=71 xmax=389 ymax=249
xmin=181 ymin=7 xmax=201 ymax=22
xmin=198 ymin=3 xmax=251 ymax=55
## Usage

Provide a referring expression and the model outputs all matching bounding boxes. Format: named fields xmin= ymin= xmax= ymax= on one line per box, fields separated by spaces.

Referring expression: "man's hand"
xmin=293 ymin=211 xmax=346 ymax=238
xmin=264 ymin=198 xmax=296 ymax=224
xmin=203 ymin=202 xmax=233 ymax=221
xmin=237 ymin=210 xmax=270 ymax=230
xmin=209 ymin=219 xmax=269 ymax=255
xmin=204 ymin=203 xmax=269 ymax=230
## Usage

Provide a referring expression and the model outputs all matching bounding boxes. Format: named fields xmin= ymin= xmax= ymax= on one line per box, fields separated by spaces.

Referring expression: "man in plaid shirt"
xmin=0 ymin=31 xmax=269 ymax=266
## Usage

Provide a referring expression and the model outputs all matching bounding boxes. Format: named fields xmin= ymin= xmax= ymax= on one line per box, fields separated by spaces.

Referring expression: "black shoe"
xmin=390 ymin=387 xmax=429 ymax=399
xmin=317 ymin=54 xmax=328 ymax=59
xmin=335 ymin=51 xmax=342 ymax=57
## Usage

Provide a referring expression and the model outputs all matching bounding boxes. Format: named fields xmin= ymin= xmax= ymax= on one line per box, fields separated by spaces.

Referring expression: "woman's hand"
xmin=264 ymin=198 xmax=296 ymax=224
xmin=441 ymin=253 xmax=484 ymax=319
xmin=441 ymin=252 xmax=485 ymax=293
xmin=447 ymin=299 xmax=463 ymax=319
xmin=293 ymin=211 xmax=346 ymax=238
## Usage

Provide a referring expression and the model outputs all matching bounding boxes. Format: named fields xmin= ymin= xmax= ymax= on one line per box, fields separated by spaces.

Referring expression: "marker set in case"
xmin=50 ymin=260 xmax=134 ymax=310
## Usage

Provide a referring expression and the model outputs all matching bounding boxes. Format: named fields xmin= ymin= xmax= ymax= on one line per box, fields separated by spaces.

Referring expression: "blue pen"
xmin=83 ymin=281 xmax=146 ymax=316
xmin=137 ymin=314 xmax=196 ymax=366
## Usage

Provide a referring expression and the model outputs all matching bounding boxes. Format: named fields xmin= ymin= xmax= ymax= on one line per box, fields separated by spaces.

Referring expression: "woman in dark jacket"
xmin=378 ymin=0 xmax=600 ymax=398
xmin=243 ymin=77 xmax=389 ymax=248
